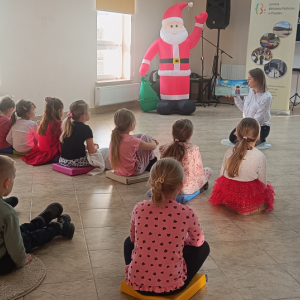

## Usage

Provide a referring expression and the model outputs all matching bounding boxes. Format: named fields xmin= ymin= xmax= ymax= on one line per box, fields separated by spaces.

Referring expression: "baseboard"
xmin=271 ymin=110 xmax=290 ymax=116
xmin=91 ymin=100 xmax=140 ymax=115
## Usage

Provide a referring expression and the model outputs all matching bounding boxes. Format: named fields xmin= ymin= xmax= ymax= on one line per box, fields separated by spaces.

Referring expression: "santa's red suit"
xmin=140 ymin=2 xmax=208 ymax=113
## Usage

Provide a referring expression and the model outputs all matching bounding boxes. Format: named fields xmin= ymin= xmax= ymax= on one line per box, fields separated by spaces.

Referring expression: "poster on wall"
xmin=246 ymin=0 xmax=299 ymax=113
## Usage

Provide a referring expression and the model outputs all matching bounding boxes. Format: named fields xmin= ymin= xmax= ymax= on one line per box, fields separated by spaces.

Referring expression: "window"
xmin=97 ymin=11 xmax=132 ymax=81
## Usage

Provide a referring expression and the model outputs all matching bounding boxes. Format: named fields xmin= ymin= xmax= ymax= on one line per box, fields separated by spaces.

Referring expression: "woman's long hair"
xmin=161 ymin=119 xmax=193 ymax=162
xmin=150 ymin=158 xmax=184 ymax=207
xmin=11 ymin=99 xmax=36 ymax=127
xmin=38 ymin=97 xmax=64 ymax=136
xmin=110 ymin=109 xmax=136 ymax=169
xmin=60 ymin=100 xmax=89 ymax=143
xmin=226 ymin=118 xmax=260 ymax=178
xmin=249 ymin=68 xmax=267 ymax=92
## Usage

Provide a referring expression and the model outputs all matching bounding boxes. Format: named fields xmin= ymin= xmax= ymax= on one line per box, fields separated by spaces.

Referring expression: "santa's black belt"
xmin=160 ymin=58 xmax=189 ymax=64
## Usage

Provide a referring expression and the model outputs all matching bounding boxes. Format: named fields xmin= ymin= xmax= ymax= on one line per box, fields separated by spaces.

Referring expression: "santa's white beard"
xmin=160 ymin=26 xmax=188 ymax=45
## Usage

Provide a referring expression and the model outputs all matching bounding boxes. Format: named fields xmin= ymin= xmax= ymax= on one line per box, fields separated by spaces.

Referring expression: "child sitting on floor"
xmin=0 ymin=155 xmax=75 ymax=276
xmin=59 ymin=100 xmax=109 ymax=170
xmin=23 ymin=97 xmax=64 ymax=165
xmin=124 ymin=158 xmax=210 ymax=296
xmin=109 ymin=108 xmax=158 ymax=176
xmin=160 ymin=119 xmax=211 ymax=195
xmin=6 ymin=99 xmax=38 ymax=154
xmin=0 ymin=96 xmax=15 ymax=150
xmin=209 ymin=118 xmax=275 ymax=215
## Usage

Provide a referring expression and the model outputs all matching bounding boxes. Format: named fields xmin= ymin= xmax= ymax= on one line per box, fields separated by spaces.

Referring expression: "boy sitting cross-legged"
xmin=0 ymin=155 xmax=75 ymax=275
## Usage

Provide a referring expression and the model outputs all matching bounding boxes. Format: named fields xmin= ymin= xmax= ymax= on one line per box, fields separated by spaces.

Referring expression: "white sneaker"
xmin=256 ymin=142 xmax=272 ymax=150
xmin=221 ymin=139 xmax=235 ymax=148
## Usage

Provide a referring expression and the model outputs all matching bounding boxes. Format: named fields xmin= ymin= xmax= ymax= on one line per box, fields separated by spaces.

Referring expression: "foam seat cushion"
xmin=52 ymin=163 xmax=94 ymax=176
xmin=106 ymin=170 xmax=149 ymax=185
xmin=148 ymin=190 xmax=200 ymax=204
xmin=120 ymin=273 xmax=207 ymax=300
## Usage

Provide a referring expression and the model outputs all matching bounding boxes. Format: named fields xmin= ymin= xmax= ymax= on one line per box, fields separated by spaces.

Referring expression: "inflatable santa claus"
xmin=139 ymin=2 xmax=208 ymax=115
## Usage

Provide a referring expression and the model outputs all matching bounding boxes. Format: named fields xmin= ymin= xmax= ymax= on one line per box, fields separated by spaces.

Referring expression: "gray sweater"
xmin=0 ymin=196 xmax=26 ymax=268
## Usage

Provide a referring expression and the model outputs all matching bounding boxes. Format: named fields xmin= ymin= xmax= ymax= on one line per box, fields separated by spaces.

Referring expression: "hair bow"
xmin=67 ymin=112 xmax=73 ymax=118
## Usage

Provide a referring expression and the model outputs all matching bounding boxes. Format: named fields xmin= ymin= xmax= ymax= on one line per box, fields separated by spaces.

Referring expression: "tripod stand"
xmin=290 ymin=69 xmax=300 ymax=111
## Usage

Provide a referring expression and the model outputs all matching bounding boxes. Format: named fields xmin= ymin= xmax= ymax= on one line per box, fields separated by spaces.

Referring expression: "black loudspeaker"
xmin=206 ymin=0 xmax=231 ymax=30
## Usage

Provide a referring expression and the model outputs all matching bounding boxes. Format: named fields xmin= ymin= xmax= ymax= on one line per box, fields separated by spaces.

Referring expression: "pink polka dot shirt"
xmin=125 ymin=199 xmax=205 ymax=293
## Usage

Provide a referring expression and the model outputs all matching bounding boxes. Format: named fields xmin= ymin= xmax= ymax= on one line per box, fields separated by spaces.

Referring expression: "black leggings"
xmin=124 ymin=237 xmax=210 ymax=296
xmin=229 ymin=125 xmax=270 ymax=144
xmin=0 ymin=220 xmax=61 ymax=276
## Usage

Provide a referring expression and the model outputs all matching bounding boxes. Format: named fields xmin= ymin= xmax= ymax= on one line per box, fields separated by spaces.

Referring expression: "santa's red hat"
xmin=162 ymin=2 xmax=193 ymax=25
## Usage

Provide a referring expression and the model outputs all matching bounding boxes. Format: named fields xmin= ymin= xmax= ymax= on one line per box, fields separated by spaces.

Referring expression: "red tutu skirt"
xmin=209 ymin=176 xmax=275 ymax=215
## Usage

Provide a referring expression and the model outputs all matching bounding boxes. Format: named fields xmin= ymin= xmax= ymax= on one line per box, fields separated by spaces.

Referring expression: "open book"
xmin=215 ymin=79 xmax=249 ymax=97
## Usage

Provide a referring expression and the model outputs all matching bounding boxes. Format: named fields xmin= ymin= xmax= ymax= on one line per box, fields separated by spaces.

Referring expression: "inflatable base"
xmin=156 ymin=100 xmax=196 ymax=115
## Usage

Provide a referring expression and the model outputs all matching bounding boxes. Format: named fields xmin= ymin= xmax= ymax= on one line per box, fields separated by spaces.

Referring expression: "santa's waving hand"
xmin=139 ymin=2 xmax=208 ymax=115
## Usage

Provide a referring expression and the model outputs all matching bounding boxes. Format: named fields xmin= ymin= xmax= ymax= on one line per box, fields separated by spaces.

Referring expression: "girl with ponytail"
xmin=109 ymin=108 xmax=158 ymax=176
xmin=59 ymin=100 xmax=109 ymax=171
xmin=124 ymin=158 xmax=210 ymax=296
xmin=23 ymin=97 xmax=64 ymax=165
xmin=6 ymin=99 xmax=38 ymax=154
xmin=160 ymin=119 xmax=211 ymax=195
xmin=59 ymin=100 xmax=97 ymax=167
xmin=209 ymin=117 xmax=275 ymax=215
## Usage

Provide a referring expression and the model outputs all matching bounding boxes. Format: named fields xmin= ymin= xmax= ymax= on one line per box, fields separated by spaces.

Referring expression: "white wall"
xmin=0 ymin=0 xmax=97 ymax=116
xmin=190 ymin=0 xmax=252 ymax=77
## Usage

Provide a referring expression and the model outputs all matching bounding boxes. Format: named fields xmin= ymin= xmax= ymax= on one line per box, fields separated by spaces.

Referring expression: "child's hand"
xmin=25 ymin=254 xmax=32 ymax=265
xmin=151 ymin=138 xmax=159 ymax=145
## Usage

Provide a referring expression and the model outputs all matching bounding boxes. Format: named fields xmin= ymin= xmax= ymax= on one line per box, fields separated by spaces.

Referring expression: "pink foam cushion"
xmin=52 ymin=163 xmax=94 ymax=176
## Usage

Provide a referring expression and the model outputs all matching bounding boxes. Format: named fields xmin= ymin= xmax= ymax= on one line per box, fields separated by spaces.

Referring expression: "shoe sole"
xmin=39 ymin=202 xmax=63 ymax=220
xmin=64 ymin=223 xmax=75 ymax=239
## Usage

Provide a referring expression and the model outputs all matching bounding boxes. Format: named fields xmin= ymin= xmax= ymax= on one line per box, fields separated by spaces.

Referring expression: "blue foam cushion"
xmin=0 ymin=148 xmax=14 ymax=154
xmin=148 ymin=189 xmax=200 ymax=204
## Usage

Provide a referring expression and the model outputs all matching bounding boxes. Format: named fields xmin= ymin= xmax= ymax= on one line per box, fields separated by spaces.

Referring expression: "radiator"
xmin=95 ymin=83 xmax=140 ymax=106
xmin=221 ymin=65 xmax=247 ymax=80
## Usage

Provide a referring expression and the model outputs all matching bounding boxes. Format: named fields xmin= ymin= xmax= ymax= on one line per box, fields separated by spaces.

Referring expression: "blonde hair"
xmin=0 ymin=155 xmax=15 ymax=185
xmin=226 ymin=118 xmax=260 ymax=178
xmin=161 ymin=119 xmax=193 ymax=162
xmin=60 ymin=100 xmax=89 ymax=143
xmin=149 ymin=158 xmax=184 ymax=207
xmin=110 ymin=109 xmax=136 ymax=169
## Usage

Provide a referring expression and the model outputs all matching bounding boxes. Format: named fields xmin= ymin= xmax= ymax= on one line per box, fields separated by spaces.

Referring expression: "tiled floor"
xmin=8 ymin=103 xmax=300 ymax=300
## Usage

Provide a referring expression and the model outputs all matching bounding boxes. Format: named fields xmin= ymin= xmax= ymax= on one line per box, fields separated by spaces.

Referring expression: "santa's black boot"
xmin=176 ymin=99 xmax=196 ymax=115
xmin=156 ymin=100 xmax=177 ymax=115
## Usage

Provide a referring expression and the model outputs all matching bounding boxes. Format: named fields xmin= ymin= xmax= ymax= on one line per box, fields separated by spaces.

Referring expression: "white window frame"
xmin=97 ymin=11 xmax=133 ymax=82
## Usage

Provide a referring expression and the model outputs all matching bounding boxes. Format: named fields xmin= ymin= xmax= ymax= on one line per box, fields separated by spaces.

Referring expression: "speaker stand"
xmin=290 ymin=70 xmax=300 ymax=111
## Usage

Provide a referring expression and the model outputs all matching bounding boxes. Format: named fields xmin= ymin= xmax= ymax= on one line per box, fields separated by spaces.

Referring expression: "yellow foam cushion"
xmin=120 ymin=273 xmax=207 ymax=300
xmin=106 ymin=170 xmax=150 ymax=185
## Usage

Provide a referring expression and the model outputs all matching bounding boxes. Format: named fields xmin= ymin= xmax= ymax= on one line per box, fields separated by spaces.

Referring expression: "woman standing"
xmin=229 ymin=68 xmax=272 ymax=145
